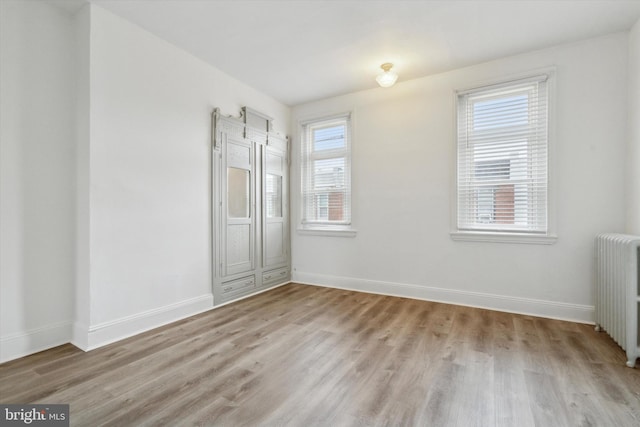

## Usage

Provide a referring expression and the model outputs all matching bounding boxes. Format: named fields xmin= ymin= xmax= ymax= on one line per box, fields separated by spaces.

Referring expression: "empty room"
xmin=2 ymin=0 xmax=640 ymax=425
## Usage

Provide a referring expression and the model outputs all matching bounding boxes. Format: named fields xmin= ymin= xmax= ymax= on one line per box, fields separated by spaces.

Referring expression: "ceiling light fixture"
xmin=376 ymin=62 xmax=398 ymax=88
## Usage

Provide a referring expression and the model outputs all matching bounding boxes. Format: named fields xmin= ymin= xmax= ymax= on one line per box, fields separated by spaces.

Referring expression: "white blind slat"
xmin=456 ymin=77 xmax=549 ymax=233
xmin=302 ymin=115 xmax=351 ymax=225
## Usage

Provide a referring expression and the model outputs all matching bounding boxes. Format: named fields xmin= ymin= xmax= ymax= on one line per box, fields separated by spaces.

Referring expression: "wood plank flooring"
xmin=1 ymin=283 xmax=639 ymax=426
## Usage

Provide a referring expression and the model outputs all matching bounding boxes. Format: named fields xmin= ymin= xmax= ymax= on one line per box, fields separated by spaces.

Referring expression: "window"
xmin=454 ymin=75 xmax=554 ymax=242
xmin=301 ymin=114 xmax=352 ymax=232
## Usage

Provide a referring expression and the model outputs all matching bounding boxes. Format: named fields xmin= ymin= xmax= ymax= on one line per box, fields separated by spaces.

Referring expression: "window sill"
xmin=297 ymin=227 xmax=357 ymax=238
xmin=450 ymin=231 xmax=557 ymax=245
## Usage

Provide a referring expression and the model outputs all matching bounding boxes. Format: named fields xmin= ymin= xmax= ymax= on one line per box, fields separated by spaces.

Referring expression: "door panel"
xmin=227 ymin=140 xmax=252 ymax=167
xmin=263 ymin=144 xmax=288 ymax=267
xmin=226 ymin=224 xmax=252 ymax=273
xmin=265 ymin=222 xmax=284 ymax=258
xmin=222 ymin=137 xmax=255 ymax=277
xmin=266 ymin=150 xmax=284 ymax=173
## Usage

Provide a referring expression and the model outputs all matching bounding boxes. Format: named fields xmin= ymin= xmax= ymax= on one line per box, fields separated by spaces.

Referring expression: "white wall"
xmin=0 ymin=1 xmax=76 ymax=361
xmin=76 ymin=5 xmax=290 ymax=348
xmin=291 ymin=34 xmax=629 ymax=322
xmin=628 ymin=19 xmax=640 ymax=235
xmin=73 ymin=4 xmax=91 ymax=350
xmin=0 ymin=2 xmax=290 ymax=360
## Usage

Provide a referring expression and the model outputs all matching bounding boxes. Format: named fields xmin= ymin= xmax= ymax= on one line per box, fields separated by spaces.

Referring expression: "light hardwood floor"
xmin=1 ymin=283 xmax=639 ymax=426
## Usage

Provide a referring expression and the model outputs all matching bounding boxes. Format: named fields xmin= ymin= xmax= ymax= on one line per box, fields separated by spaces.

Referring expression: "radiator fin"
xmin=595 ymin=233 xmax=640 ymax=368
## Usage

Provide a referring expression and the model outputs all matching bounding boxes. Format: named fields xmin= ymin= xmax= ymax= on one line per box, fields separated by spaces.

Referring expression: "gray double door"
xmin=213 ymin=117 xmax=289 ymax=305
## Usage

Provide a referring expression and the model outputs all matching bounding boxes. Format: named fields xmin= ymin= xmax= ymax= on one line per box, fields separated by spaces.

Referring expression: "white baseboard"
xmin=71 ymin=322 xmax=89 ymax=351
xmin=75 ymin=294 xmax=214 ymax=351
xmin=0 ymin=321 xmax=73 ymax=364
xmin=293 ymin=271 xmax=594 ymax=324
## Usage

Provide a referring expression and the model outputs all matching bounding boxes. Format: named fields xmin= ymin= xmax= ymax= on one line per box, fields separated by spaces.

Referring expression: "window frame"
xmin=298 ymin=112 xmax=356 ymax=237
xmin=451 ymin=70 xmax=557 ymax=245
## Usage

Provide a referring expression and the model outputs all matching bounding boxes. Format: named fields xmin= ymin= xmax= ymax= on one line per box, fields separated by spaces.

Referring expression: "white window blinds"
xmin=301 ymin=114 xmax=351 ymax=227
xmin=457 ymin=76 xmax=549 ymax=234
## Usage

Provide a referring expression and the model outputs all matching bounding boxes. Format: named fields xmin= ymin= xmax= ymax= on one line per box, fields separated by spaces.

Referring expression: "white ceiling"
xmin=61 ymin=0 xmax=640 ymax=106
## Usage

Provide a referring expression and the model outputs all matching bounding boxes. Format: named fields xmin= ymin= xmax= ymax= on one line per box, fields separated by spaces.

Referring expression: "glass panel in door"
xmin=228 ymin=167 xmax=250 ymax=218
xmin=265 ymin=174 xmax=282 ymax=218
